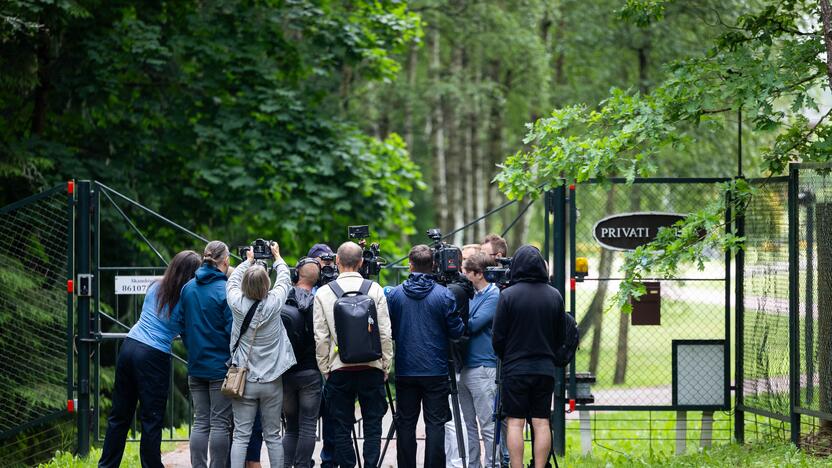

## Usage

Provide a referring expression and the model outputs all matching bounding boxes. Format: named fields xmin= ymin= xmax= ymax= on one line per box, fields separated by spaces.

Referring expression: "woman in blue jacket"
xmin=98 ymin=250 xmax=201 ymax=468
xmin=179 ymin=241 xmax=234 ymax=468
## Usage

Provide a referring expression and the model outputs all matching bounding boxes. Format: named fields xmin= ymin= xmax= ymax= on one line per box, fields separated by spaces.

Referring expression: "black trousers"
xmin=98 ymin=338 xmax=171 ymax=468
xmin=325 ymin=369 xmax=387 ymax=468
xmin=395 ymin=375 xmax=451 ymax=468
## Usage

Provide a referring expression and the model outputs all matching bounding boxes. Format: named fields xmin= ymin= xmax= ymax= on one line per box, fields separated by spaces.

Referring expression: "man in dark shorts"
xmin=491 ymin=245 xmax=565 ymax=468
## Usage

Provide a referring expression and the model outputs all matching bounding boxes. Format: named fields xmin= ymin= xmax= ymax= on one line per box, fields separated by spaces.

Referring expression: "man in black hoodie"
xmin=491 ymin=245 xmax=564 ymax=468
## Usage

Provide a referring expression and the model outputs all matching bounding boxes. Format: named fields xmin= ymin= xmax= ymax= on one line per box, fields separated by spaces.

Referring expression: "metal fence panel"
xmin=572 ymin=181 xmax=728 ymax=408
xmin=0 ymin=185 xmax=74 ymax=465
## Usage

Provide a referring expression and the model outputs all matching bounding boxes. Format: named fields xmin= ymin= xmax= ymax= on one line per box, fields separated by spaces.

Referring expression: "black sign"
xmin=593 ymin=212 xmax=685 ymax=251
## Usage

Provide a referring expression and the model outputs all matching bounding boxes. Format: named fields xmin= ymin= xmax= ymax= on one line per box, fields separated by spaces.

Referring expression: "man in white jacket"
xmin=313 ymin=241 xmax=394 ymax=468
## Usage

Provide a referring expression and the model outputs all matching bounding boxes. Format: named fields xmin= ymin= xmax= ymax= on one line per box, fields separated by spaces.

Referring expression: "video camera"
xmin=426 ymin=228 xmax=464 ymax=285
xmin=348 ymin=225 xmax=385 ymax=279
xmin=484 ymin=257 xmax=512 ymax=289
xmin=318 ymin=252 xmax=338 ymax=287
xmin=238 ymin=238 xmax=275 ymax=268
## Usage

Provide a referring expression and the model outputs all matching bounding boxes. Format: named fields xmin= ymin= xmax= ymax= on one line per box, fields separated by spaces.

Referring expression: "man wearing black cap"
xmin=492 ymin=245 xmax=564 ymax=468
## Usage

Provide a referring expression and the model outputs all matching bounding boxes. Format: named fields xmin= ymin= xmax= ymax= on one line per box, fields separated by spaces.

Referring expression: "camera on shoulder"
xmin=426 ymin=228 xmax=464 ymax=285
xmin=484 ymin=257 xmax=512 ymax=289
xmin=348 ymin=225 xmax=386 ymax=279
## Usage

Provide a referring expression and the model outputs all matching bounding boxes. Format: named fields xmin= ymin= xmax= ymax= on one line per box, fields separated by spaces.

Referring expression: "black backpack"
xmin=553 ymin=311 xmax=579 ymax=367
xmin=328 ymin=279 xmax=382 ymax=364
xmin=280 ymin=289 xmax=308 ymax=361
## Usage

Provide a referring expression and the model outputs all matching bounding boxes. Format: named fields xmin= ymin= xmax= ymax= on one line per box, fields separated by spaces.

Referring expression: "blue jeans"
xmin=325 ymin=369 xmax=387 ymax=468
xmin=282 ymin=369 xmax=322 ymax=468
xmin=98 ymin=338 xmax=170 ymax=468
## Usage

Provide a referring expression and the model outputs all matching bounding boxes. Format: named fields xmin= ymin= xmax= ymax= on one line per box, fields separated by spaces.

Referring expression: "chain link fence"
xmin=572 ymin=181 xmax=729 ymax=406
xmin=0 ymin=185 xmax=74 ymax=466
xmin=795 ymin=167 xmax=832 ymax=454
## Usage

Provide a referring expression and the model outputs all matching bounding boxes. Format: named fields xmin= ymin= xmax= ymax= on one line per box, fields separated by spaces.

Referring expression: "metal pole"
xmin=66 ymin=182 xmax=75 ymax=411
xmin=737 ymin=107 xmax=743 ymax=178
xmin=92 ymin=185 xmax=101 ymax=441
xmin=568 ymin=185 xmax=577 ymax=403
xmin=76 ymin=181 xmax=92 ymax=456
xmin=552 ymin=184 xmax=567 ymax=456
xmin=734 ymin=180 xmax=745 ymax=443
xmin=804 ymin=198 xmax=815 ymax=405
xmin=788 ymin=165 xmax=800 ymax=446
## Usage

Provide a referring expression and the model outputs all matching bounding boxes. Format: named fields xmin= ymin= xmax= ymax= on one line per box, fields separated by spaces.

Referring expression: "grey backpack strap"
xmin=358 ymin=279 xmax=372 ymax=296
xmin=328 ymin=280 xmax=346 ymax=298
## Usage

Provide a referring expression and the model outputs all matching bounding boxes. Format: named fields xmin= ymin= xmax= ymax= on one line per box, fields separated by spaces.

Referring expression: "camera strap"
xmin=231 ymin=299 xmax=262 ymax=356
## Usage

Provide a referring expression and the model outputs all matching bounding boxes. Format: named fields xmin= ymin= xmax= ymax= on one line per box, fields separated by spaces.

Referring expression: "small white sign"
xmin=114 ymin=276 xmax=162 ymax=295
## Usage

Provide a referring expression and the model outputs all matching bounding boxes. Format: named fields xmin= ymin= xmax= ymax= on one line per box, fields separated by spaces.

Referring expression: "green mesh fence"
xmin=0 ymin=185 xmax=74 ymax=466
xmin=572 ymin=182 xmax=728 ymax=407
xmin=795 ymin=167 xmax=832 ymax=453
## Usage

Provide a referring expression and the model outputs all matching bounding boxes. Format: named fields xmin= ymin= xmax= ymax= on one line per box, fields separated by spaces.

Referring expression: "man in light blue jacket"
xmin=459 ymin=252 xmax=501 ymax=468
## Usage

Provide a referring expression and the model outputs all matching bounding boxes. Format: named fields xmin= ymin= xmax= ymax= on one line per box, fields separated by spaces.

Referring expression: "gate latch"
xmin=77 ymin=274 xmax=93 ymax=297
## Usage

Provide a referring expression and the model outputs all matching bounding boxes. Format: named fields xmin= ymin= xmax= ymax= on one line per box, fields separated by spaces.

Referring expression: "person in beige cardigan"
xmin=313 ymin=241 xmax=393 ymax=468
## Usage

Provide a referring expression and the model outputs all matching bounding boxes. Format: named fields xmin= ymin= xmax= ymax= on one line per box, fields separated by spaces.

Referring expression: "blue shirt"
xmin=464 ymin=283 xmax=499 ymax=368
xmin=127 ymin=282 xmax=183 ymax=354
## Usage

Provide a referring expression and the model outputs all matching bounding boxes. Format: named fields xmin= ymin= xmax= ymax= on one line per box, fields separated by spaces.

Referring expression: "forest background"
xmin=1 ymin=0 xmax=780 ymax=260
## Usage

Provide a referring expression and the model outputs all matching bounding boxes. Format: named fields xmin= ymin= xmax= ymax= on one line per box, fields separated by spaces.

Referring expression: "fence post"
xmin=734 ymin=181 xmax=745 ymax=444
xmin=76 ymin=181 xmax=92 ymax=456
xmin=551 ymin=184 xmax=567 ymax=456
xmin=788 ymin=165 xmax=800 ymax=446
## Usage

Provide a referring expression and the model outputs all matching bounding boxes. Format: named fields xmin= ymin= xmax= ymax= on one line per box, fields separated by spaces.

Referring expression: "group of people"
xmin=97 ymin=233 xmax=565 ymax=468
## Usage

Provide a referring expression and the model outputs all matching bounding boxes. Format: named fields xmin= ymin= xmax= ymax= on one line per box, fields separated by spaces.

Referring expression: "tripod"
xmin=377 ymin=381 xmax=397 ymax=468
xmin=447 ymin=347 xmax=468 ymax=468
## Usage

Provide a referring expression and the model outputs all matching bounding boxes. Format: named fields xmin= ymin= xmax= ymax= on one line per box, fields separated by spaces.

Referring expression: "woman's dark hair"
xmin=157 ymin=250 xmax=201 ymax=318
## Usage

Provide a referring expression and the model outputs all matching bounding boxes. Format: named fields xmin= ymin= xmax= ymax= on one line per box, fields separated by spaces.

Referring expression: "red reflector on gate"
xmin=569 ymin=399 xmax=576 ymax=412
xmin=67 ymin=180 xmax=75 ymax=195
xmin=67 ymin=280 xmax=74 ymax=293
xmin=570 ymin=278 xmax=576 ymax=291
xmin=67 ymin=399 xmax=76 ymax=413
xmin=569 ymin=184 xmax=575 ymax=191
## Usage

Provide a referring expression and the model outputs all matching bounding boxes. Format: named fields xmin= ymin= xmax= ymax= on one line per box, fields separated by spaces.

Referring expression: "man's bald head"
xmin=296 ymin=261 xmax=320 ymax=289
xmin=336 ymin=241 xmax=364 ymax=272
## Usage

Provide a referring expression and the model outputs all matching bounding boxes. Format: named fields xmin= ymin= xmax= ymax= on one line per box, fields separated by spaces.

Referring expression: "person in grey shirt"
xmin=226 ymin=243 xmax=296 ymax=468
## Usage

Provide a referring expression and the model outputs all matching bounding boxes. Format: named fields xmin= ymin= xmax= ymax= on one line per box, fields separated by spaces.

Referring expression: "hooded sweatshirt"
xmin=180 ymin=263 xmax=233 ymax=380
xmin=387 ymin=272 xmax=464 ymax=377
xmin=491 ymin=245 xmax=565 ymax=378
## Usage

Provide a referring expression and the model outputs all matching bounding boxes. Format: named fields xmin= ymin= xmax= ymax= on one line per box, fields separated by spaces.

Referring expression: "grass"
xmin=38 ymin=426 xmax=189 ymax=468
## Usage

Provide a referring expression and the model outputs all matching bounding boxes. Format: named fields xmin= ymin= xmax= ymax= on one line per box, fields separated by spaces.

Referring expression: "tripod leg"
xmin=378 ymin=381 xmax=397 ymax=468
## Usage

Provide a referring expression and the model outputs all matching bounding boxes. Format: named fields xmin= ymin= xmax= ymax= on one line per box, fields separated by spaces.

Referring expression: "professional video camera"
xmin=348 ymin=225 xmax=385 ymax=279
xmin=426 ymin=228 xmax=463 ymax=284
xmin=318 ymin=252 xmax=338 ymax=287
xmin=238 ymin=238 xmax=275 ymax=268
xmin=484 ymin=257 xmax=512 ymax=289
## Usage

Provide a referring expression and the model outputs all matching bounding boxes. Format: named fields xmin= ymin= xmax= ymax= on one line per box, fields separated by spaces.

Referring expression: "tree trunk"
xmin=404 ymin=46 xmax=417 ymax=152
xmin=430 ymin=28 xmax=449 ymax=233
xmin=473 ymin=58 xmax=486 ymax=243
xmin=31 ymin=26 xmax=51 ymax=135
xmin=485 ymin=60 xmax=503 ymax=235
xmin=818 ymin=0 xmax=832 ymax=86
xmin=450 ymin=46 xmax=465 ymax=245
xmin=614 ymin=186 xmax=641 ymax=384
xmin=464 ymin=49 xmax=476 ymax=245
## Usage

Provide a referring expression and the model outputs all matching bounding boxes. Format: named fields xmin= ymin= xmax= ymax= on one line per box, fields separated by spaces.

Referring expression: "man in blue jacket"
xmin=387 ymin=244 xmax=465 ymax=468
xmin=179 ymin=241 xmax=234 ymax=468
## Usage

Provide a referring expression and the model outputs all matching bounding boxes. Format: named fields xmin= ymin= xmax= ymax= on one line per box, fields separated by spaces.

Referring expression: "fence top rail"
xmin=791 ymin=161 xmax=832 ymax=170
xmin=582 ymin=177 xmax=732 ymax=185
xmin=0 ymin=183 xmax=66 ymax=215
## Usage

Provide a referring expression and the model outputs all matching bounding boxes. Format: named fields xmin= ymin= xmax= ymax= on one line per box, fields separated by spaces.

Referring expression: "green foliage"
xmin=0 ymin=0 xmax=425 ymax=259
xmin=496 ymin=0 xmax=829 ymax=307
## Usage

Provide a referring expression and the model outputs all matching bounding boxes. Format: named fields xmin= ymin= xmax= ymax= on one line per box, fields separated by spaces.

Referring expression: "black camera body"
xmin=484 ymin=257 xmax=512 ymax=289
xmin=348 ymin=225 xmax=385 ymax=279
xmin=427 ymin=228 xmax=463 ymax=284
xmin=318 ymin=253 xmax=338 ymax=287
xmin=239 ymin=238 xmax=274 ymax=261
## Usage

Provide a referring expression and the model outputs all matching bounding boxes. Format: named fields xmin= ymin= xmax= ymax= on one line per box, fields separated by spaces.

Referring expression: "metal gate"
xmin=0 ymin=183 xmax=74 ymax=466
xmin=549 ymin=179 xmax=733 ymax=455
